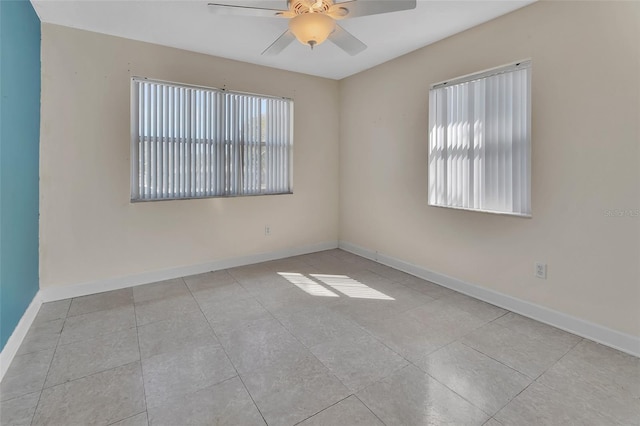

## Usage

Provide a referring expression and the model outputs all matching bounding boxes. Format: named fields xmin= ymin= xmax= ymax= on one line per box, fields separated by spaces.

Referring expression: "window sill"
xmin=131 ymin=191 xmax=294 ymax=203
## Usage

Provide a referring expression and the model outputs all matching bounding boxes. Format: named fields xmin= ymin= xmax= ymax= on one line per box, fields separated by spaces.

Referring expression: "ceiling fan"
xmin=207 ymin=0 xmax=417 ymax=56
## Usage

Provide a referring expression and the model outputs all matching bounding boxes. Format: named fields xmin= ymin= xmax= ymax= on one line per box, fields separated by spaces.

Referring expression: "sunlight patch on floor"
xmin=310 ymin=274 xmax=395 ymax=300
xmin=278 ymin=272 xmax=340 ymax=297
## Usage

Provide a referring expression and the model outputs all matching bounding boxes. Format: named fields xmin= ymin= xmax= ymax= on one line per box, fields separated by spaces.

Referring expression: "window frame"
xmin=427 ymin=60 xmax=532 ymax=217
xmin=130 ymin=77 xmax=294 ymax=202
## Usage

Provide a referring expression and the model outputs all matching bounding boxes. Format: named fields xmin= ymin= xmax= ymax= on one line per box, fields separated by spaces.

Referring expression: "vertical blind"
xmin=428 ymin=61 xmax=531 ymax=216
xmin=131 ymin=78 xmax=293 ymax=201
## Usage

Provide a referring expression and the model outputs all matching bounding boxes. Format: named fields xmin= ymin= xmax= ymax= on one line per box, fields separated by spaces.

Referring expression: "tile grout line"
xmin=27 ymin=299 xmax=73 ymax=426
xmin=352 ymin=363 xmax=418 ymax=402
xmin=490 ymin=337 xmax=586 ymax=423
xmin=452 ymin=310 xmax=557 ymax=378
xmin=249 ymin=281 xmax=363 ymax=400
xmin=256 ymin=280 xmax=420 ymax=405
xmin=30 ymin=298 xmax=73 ymax=425
xmin=228 ymin=261 xmax=379 ymax=424
xmin=35 ymin=294 xmax=139 ymax=391
xmin=106 ymin=410 xmax=147 ymax=426
xmin=354 ymin=394 xmax=388 ymax=426
xmin=532 ymin=337 xmax=584 ymax=382
xmin=358 ymin=309 xmax=521 ymax=421
xmin=346 ymin=304 xmax=464 ymax=374
xmin=7 ymin=291 xmax=148 ymax=423
xmin=291 ymin=393 xmax=355 ymax=426
xmin=184 ymin=273 xmax=270 ymax=426
xmin=448 ymin=329 xmax=558 ymax=418
xmin=349 ymin=360 xmax=410 ymax=395
xmin=407 ymin=354 xmax=494 ymax=420
xmin=457 ymin=340 xmax=533 ymax=379
xmin=28 ymin=327 xmax=139 ymax=394
xmin=11 ymin=318 xmax=65 ymax=358
xmin=131 ymin=290 xmax=150 ymax=426
xmin=249 ymin=292 xmax=354 ymax=406
xmin=460 ymin=319 xmax=583 ymax=381
xmin=416 ymin=325 xmax=559 ymax=421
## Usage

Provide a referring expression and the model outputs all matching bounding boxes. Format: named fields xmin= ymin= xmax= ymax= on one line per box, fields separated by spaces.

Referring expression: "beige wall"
xmin=40 ymin=24 xmax=340 ymax=288
xmin=41 ymin=2 xmax=639 ymax=337
xmin=339 ymin=1 xmax=640 ymax=336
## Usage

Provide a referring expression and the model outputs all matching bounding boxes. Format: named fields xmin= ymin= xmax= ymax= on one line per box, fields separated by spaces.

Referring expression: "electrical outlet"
xmin=265 ymin=225 xmax=271 ymax=236
xmin=535 ymin=262 xmax=547 ymax=279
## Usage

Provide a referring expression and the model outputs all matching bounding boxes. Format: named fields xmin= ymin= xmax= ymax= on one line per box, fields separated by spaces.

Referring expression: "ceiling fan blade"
xmin=262 ymin=30 xmax=296 ymax=56
xmin=207 ymin=3 xmax=290 ymax=18
xmin=328 ymin=25 xmax=367 ymax=56
xmin=330 ymin=0 xmax=416 ymax=19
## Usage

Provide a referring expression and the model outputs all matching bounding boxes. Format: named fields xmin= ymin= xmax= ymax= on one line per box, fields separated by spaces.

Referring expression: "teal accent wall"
xmin=0 ymin=0 xmax=41 ymax=351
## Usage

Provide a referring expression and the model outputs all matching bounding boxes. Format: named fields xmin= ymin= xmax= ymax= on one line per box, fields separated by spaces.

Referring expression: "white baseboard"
xmin=339 ymin=240 xmax=640 ymax=358
xmin=39 ymin=240 xmax=339 ymax=303
xmin=0 ymin=291 xmax=43 ymax=382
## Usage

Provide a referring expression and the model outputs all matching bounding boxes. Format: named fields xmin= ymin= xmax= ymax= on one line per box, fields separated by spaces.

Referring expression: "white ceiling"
xmin=31 ymin=0 xmax=535 ymax=80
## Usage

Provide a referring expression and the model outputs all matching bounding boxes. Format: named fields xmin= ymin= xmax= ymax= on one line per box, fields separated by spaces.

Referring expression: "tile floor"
xmin=1 ymin=249 xmax=638 ymax=425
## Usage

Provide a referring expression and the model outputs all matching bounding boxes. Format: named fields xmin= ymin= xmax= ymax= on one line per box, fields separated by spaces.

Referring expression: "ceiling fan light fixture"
xmin=288 ymin=13 xmax=336 ymax=49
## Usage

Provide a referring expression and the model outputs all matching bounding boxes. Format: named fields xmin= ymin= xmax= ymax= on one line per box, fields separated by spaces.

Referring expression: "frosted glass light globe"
xmin=289 ymin=13 xmax=336 ymax=48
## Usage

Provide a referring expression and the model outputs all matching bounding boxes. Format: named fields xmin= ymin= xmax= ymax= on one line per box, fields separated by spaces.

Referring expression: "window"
xmin=131 ymin=78 xmax=293 ymax=201
xmin=428 ymin=61 xmax=531 ymax=216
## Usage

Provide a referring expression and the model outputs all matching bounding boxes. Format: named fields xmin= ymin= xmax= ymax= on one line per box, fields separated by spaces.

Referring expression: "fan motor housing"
xmin=289 ymin=0 xmax=333 ymax=15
